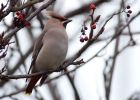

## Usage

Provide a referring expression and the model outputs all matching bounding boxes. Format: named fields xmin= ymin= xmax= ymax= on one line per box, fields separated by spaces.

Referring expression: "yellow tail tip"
xmin=24 ymin=92 xmax=31 ymax=95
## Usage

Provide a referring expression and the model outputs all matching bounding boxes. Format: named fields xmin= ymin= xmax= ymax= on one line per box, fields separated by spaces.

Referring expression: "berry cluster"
xmin=79 ymin=3 xmax=101 ymax=43
xmin=13 ymin=11 xmax=30 ymax=28
xmin=80 ymin=26 xmax=88 ymax=42
xmin=126 ymin=5 xmax=132 ymax=17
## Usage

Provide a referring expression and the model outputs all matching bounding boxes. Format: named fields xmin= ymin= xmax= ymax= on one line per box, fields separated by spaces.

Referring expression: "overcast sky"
xmin=0 ymin=0 xmax=140 ymax=100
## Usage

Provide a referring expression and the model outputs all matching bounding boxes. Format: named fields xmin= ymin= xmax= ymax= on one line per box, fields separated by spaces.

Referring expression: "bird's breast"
xmin=35 ymin=29 xmax=68 ymax=71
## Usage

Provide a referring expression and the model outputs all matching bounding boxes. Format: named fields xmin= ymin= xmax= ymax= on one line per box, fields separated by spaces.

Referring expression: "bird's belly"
xmin=35 ymin=40 xmax=67 ymax=71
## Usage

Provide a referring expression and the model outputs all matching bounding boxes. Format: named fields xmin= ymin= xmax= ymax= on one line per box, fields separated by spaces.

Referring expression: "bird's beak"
xmin=63 ymin=19 xmax=72 ymax=28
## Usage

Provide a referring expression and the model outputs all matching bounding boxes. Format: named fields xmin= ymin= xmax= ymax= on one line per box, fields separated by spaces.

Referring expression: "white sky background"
xmin=0 ymin=0 xmax=140 ymax=100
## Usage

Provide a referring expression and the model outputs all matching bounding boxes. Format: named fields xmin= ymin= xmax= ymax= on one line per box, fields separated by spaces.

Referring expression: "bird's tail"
xmin=25 ymin=75 xmax=42 ymax=94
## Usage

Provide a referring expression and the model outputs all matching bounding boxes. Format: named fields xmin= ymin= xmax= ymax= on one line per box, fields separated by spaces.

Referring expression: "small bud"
xmin=91 ymin=23 xmax=96 ymax=29
xmin=126 ymin=5 xmax=130 ymax=9
xmin=95 ymin=15 xmax=101 ymax=22
xmin=89 ymin=3 xmax=96 ymax=10
xmin=1 ymin=3 xmax=4 ymax=9
xmin=132 ymin=41 xmax=136 ymax=46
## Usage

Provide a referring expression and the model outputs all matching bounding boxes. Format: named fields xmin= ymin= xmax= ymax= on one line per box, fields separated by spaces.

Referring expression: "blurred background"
xmin=0 ymin=0 xmax=140 ymax=100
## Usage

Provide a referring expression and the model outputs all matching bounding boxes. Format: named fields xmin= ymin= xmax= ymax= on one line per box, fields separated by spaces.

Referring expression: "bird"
xmin=25 ymin=11 xmax=72 ymax=94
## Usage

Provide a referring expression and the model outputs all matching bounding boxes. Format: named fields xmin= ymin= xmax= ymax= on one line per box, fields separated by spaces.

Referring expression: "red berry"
xmin=22 ymin=13 xmax=25 ymax=18
xmin=24 ymin=21 xmax=31 ymax=27
xmin=80 ymin=37 xmax=84 ymax=42
xmin=89 ymin=3 xmax=96 ymax=10
xmin=91 ymin=23 xmax=96 ymax=29
xmin=84 ymin=36 xmax=88 ymax=41
xmin=127 ymin=5 xmax=130 ymax=9
xmin=16 ymin=11 xmax=20 ymax=16
xmin=18 ymin=14 xmax=24 ymax=20
xmin=128 ymin=10 xmax=132 ymax=14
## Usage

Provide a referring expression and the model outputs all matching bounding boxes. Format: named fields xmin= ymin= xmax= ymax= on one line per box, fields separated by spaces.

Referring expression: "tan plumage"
xmin=25 ymin=11 xmax=71 ymax=94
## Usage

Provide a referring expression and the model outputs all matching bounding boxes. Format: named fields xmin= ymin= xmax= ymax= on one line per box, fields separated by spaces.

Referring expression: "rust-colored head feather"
xmin=47 ymin=11 xmax=67 ymax=21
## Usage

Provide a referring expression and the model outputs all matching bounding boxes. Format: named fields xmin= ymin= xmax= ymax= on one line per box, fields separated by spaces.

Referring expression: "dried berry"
xmin=80 ymin=37 xmax=84 ymax=42
xmin=91 ymin=23 xmax=96 ymax=29
xmin=84 ymin=26 xmax=88 ymax=30
xmin=127 ymin=5 xmax=130 ymax=9
xmin=127 ymin=14 xmax=130 ymax=17
xmin=84 ymin=36 xmax=88 ymax=41
xmin=128 ymin=10 xmax=132 ymax=14
xmin=89 ymin=3 xmax=96 ymax=10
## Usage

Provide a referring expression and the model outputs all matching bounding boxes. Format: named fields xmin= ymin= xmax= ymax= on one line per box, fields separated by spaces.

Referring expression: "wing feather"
xmin=26 ymin=32 xmax=46 ymax=78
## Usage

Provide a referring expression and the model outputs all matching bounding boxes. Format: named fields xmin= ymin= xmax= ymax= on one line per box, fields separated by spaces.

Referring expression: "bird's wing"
xmin=27 ymin=32 xmax=45 ymax=75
